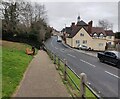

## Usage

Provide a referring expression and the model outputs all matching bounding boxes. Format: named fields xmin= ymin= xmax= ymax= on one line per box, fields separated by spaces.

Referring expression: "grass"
xmin=2 ymin=40 xmax=37 ymax=98
xmin=0 ymin=45 xmax=2 ymax=99
xmin=48 ymin=51 xmax=97 ymax=98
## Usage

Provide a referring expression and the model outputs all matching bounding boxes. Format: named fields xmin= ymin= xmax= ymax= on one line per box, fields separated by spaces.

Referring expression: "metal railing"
xmin=44 ymin=46 xmax=101 ymax=99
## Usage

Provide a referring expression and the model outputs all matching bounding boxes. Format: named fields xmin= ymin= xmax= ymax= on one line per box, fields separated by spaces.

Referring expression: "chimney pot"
xmin=88 ymin=20 xmax=93 ymax=34
xmin=71 ymin=22 xmax=75 ymax=26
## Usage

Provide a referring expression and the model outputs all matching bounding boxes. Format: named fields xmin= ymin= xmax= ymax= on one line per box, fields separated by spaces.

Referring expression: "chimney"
xmin=71 ymin=22 xmax=75 ymax=30
xmin=88 ymin=20 xmax=93 ymax=34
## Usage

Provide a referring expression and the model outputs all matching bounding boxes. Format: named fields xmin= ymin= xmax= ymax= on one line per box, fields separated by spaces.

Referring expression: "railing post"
xmin=64 ymin=59 xmax=67 ymax=81
xmin=51 ymin=52 xmax=53 ymax=60
xmin=80 ymin=73 xmax=87 ymax=98
xmin=58 ymin=57 xmax=60 ymax=70
xmin=50 ymin=52 xmax=52 ymax=59
xmin=49 ymin=50 xmax=51 ymax=58
xmin=54 ymin=54 xmax=56 ymax=64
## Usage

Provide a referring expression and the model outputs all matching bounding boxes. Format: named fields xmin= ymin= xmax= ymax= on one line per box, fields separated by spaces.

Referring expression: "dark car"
xmin=97 ymin=51 xmax=120 ymax=68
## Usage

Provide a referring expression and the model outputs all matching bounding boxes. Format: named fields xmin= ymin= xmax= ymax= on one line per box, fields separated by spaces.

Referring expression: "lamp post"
xmin=64 ymin=24 xmax=66 ymax=44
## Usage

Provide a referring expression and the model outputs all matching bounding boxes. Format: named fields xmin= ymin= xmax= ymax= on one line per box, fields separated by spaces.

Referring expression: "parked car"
xmin=57 ymin=36 xmax=62 ymax=42
xmin=78 ymin=45 xmax=89 ymax=50
xmin=97 ymin=51 xmax=120 ymax=68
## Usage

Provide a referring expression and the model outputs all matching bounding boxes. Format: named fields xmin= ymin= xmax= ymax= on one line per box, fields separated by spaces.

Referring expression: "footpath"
xmin=14 ymin=50 xmax=70 ymax=97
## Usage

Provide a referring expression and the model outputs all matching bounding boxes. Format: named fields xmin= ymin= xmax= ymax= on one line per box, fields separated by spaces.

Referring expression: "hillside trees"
xmin=2 ymin=1 xmax=19 ymax=37
xmin=1 ymin=0 xmax=52 ymax=47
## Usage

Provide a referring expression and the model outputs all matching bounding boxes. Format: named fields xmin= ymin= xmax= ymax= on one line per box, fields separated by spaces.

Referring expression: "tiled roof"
xmin=61 ymin=27 xmax=72 ymax=34
xmin=63 ymin=19 xmax=114 ymax=38
xmin=66 ymin=27 xmax=72 ymax=34
xmin=105 ymin=30 xmax=115 ymax=36
xmin=91 ymin=27 xmax=106 ymax=36
xmin=61 ymin=28 xmax=65 ymax=32
xmin=76 ymin=20 xmax=88 ymax=26
xmin=68 ymin=26 xmax=87 ymax=38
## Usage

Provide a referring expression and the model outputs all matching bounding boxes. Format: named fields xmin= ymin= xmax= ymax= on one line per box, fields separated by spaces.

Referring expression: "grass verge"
xmin=2 ymin=40 xmax=37 ymax=98
xmin=0 ymin=45 xmax=2 ymax=99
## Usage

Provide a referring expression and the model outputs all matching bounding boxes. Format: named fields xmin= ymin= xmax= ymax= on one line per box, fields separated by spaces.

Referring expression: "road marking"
xmin=55 ymin=47 xmax=58 ymax=49
xmin=105 ymin=71 xmax=120 ymax=79
xmin=60 ymin=49 xmax=64 ymax=52
xmin=51 ymin=38 xmax=58 ymax=50
xmin=67 ymin=54 xmax=76 ymax=58
xmin=80 ymin=59 xmax=96 ymax=67
xmin=51 ymin=39 xmax=54 ymax=47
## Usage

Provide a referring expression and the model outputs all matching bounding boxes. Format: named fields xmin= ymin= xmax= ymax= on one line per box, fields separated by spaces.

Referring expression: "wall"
xmin=66 ymin=38 xmax=72 ymax=47
xmin=106 ymin=36 xmax=115 ymax=45
xmin=91 ymin=38 xmax=106 ymax=51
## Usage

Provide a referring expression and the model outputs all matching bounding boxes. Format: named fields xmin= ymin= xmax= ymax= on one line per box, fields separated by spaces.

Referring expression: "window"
xmin=105 ymin=52 xmax=111 ymax=56
xmin=76 ymin=40 xmax=80 ymax=44
xmin=80 ymin=33 xmax=84 ymax=36
xmin=99 ymin=33 xmax=104 ymax=38
xmin=93 ymin=33 xmax=98 ymax=38
xmin=108 ymin=42 xmax=112 ymax=45
xmin=83 ymin=40 xmax=87 ymax=44
xmin=105 ymin=52 xmax=116 ymax=57
xmin=109 ymin=36 xmax=112 ymax=39
xmin=98 ymin=43 xmax=103 ymax=46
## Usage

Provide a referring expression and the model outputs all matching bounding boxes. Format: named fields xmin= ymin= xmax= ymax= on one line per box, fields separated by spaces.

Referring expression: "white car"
xmin=78 ymin=45 xmax=89 ymax=50
xmin=57 ymin=36 xmax=62 ymax=42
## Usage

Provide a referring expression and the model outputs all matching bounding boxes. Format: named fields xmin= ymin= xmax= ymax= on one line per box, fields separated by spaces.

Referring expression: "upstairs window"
xmin=93 ymin=33 xmax=98 ymax=38
xmin=99 ymin=33 xmax=104 ymax=38
xmin=80 ymin=33 xmax=84 ymax=36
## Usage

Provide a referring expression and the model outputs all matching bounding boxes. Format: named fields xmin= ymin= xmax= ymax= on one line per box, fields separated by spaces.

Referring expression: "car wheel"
xmin=100 ymin=59 xmax=104 ymax=62
xmin=116 ymin=62 xmax=120 ymax=69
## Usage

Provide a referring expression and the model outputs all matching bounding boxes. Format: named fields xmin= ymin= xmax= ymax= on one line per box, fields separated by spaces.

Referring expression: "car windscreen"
xmin=112 ymin=51 xmax=120 ymax=58
xmin=82 ymin=45 xmax=87 ymax=47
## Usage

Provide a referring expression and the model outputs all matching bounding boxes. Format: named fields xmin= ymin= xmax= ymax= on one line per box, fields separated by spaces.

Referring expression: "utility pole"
xmin=64 ymin=24 xmax=66 ymax=44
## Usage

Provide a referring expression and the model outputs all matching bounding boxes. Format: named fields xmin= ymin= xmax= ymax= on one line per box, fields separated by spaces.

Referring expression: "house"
xmin=62 ymin=16 xmax=115 ymax=51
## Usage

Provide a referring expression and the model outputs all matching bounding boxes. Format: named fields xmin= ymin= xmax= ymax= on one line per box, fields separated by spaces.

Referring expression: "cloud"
xmin=118 ymin=1 xmax=120 ymax=32
xmin=30 ymin=0 xmax=119 ymax=3
xmin=43 ymin=2 xmax=118 ymax=32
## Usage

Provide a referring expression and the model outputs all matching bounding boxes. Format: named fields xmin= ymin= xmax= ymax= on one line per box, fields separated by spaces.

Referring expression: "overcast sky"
xmin=29 ymin=0 xmax=119 ymax=32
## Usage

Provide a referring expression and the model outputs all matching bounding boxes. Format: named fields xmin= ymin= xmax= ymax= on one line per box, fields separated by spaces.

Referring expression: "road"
xmin=45 ymin=36 xmax=119 ymax=98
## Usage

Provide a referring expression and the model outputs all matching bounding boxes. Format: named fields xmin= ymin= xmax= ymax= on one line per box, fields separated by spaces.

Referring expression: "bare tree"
xmin=18 ymin=1 xmax=33 ymax=28
xmin=34 ymin=3 xmax=47 ymax=23
xmin=98 ymin=19 xmax=113 ymax=30
xmin=2 ymin=1 xmax=19 ymax=36
xmin=1 ymin=0 xmax=51 ymax=45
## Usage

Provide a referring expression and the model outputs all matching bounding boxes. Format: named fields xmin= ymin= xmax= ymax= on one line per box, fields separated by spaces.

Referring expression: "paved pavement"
xmin=14 ymin=50 xmax=70 ymax=97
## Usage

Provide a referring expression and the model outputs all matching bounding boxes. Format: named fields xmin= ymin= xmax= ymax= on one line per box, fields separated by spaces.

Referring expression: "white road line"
xmin=80 ymin=59 xmax=96 ymax=67
xmin=55 ymin=47 xmax=58 ymax=49
xmin=60 ymin=49 xmax=64 ymax=52
xmin=67 ymin=54 xmax=76 ymax=58
xmin=105 ymin=71 xmax=120 ymax=79
xmin=51 ymin=39 xmax=54 ymax=47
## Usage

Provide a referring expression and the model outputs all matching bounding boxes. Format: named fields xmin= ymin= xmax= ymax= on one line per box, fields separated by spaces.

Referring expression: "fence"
xmin=44 ymin=46 xmax=101 ymax=99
